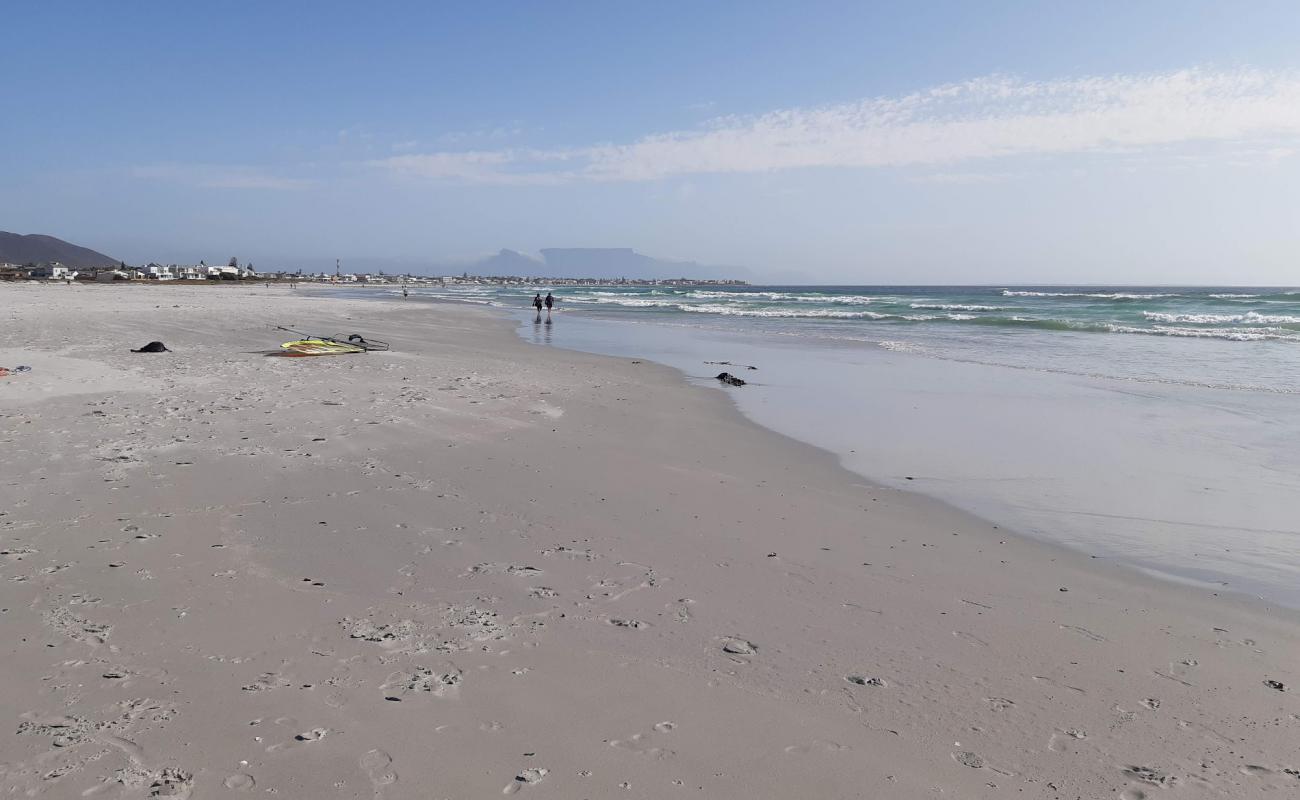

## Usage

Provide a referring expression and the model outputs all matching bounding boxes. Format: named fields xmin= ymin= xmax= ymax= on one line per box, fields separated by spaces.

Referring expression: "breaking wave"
xmin=1142 ymin=311 xmax=1300 ymax=325
xmin=1001 ymin=290 xmax=1174 ymax=300
xmin=910 ymin=303 xmax=1009 ymax=311
xmin=390 ymin=282 xmax=1300 ymax=346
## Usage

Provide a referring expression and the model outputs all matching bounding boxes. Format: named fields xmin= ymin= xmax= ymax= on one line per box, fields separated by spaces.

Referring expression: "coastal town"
xmin=0 ymin=259 xmax=748 ymax=287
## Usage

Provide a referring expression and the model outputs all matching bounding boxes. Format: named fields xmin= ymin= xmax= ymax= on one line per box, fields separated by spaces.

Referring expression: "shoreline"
xmin=3 ymin=283 xmax=1298 ymax=798
xmin=339 ymin=286 xmax=1300 ymax=612
xmin=13 ymin=280 xmax=1296 ymax=615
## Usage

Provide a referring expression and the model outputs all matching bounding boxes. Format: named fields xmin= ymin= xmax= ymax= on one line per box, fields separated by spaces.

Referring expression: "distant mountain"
xmin=0 ymin=231 xmax=118 ymax=268
xmin=475 ymin=248 xmax=544 ymax=274
xmin=455 ymin=247 xmax=748 ymax=281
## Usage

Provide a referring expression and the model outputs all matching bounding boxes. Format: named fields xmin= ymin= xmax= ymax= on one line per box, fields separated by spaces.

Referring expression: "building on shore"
xmin=28 ymin=263 xmax=79 ymax=280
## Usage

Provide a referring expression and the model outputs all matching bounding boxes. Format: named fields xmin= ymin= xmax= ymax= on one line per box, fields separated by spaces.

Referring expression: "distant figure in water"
xmin=533 ymin=293 xmax=544 ymax=323
xmin=402 ymin=287 xmax=409 ymax=299
xmin=545 ymin=292 xmax=554 ymax=312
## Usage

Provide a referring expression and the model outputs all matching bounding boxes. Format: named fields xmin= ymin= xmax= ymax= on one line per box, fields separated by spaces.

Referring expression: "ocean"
xmin=402 ymin=284 xmax=1300 ymax=392
xmin=358 ymin=283 xmax=1300 ymax=606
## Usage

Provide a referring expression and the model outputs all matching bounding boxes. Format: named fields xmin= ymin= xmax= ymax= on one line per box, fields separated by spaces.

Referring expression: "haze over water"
xmin=370 ymin=283 xmax=1300 ymax=606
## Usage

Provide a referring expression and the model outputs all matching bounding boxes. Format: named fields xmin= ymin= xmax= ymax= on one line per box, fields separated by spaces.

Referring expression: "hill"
xmin=0 ymin=231 xmax=119 ymax=268
xmin=474 ymin=248 xmax=545 ymax=274
xmin=538 ymin=248 xmax=744 ymax=281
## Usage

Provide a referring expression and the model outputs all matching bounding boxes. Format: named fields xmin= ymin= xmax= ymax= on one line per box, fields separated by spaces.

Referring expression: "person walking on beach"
xmin=402 ymin=286 xmax=409 ymax=299
xmin=544 ymin=292 xmax=554 ymax=314
xmin=533 ymin=293 xmax=544 ymax=323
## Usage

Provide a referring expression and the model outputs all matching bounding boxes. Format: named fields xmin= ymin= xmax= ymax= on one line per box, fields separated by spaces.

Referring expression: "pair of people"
xmin=533 ymin=292 xmax=555 ymax=326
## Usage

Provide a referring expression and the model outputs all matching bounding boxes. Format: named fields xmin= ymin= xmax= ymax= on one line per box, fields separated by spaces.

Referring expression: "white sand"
xmin=1 ymin=283 xmax=1298 ymax=799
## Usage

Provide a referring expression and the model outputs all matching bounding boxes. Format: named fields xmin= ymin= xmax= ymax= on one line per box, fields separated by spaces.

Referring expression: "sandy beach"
xmin=2 ymin=283 xmax=1298 ymax=799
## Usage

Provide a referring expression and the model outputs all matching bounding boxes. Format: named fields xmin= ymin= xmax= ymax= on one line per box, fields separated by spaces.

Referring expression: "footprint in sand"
xmin=341 ymin=617 xmax=417 ymax=649
xmin=610 ymin=723 xmax=677 ymax=759
xmin=1048 ymin=729 xmax=1087 ymax=753
xmin=463 ymin=563 xmax=542 ymax=578
xmin=1123 ymin=766 xmax=1173 ymax=787
xmin=223 ymin=773 xmax=256 ymax=790
xmin=381 ymin=665 xmax=463 ymax=698
xmin=607 ymin=618 xmax=650 ymax=630
xmin=954 ymin=751 xmax=986 ymax=768
xmin=784 ymin=739 xmax=849 ymax=755
xmin=720 ymin=638 xmax=757 ymax=656
xmin=295 ymin=727 xmax=331 ymax=742
xmin=540 ymin=545 xmax=596 ymax=561
xmin=266 ymin=719 xmax=332 ymax=753
xmin=360 ymin=749 xmax=397 ymax=796
xmin=610 ymin=733 xmax=674 ymax=759
xmin=502 ymin=767 xmax=548 ymax=794
xmin=952 ymin=751 xmax=1015 ymax=776
xmin=43 ymin=608 xmax=111 ymax=645
xmin=147 ymin=768 xmax=195 ymax=799
xmin=1 ymin=546 xmax=38 ymax=562
xmin=242 ymin=672 xmax=292 ymax=692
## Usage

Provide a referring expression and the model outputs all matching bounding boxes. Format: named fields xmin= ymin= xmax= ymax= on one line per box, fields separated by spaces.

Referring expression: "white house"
xmin=30 ymin=263 xmax=78 ymax=280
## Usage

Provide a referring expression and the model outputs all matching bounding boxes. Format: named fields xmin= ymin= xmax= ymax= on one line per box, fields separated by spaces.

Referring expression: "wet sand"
xmin=2 ymin=283 xmax=1298 ymax=799
xmin=514 ymin=312 xmax=1300 ymax=606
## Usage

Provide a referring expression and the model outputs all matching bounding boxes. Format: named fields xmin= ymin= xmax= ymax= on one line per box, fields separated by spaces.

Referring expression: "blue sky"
xmin=4 ymin=1 xmax=1300 ymax=282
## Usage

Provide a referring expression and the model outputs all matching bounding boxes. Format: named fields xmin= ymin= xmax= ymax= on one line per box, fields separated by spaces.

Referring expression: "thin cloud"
xmin=368 ymin=67 xmax=1300 ymax=185
xmin=131 ymin=163 xmax=314 ymax=190
xmin=373 ymin=150 xmax=573 ymax=185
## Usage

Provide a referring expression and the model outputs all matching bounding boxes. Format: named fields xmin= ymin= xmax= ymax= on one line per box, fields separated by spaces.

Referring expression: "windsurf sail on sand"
xmin=272 ymin=326 xmax=391 ymax=352
xmin=279 ymin=339 xmax=367 ymax=356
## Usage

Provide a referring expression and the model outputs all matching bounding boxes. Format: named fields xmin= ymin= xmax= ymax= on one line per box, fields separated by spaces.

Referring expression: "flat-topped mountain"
xmin=0 ymin=231 xmax=118 ymax=268
xmin=456 ymin=247 xmax=747 ymax=281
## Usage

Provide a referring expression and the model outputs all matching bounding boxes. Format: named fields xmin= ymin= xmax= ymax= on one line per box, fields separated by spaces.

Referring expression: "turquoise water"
xmin=402 ymin=284 xmax=1300 ymax=394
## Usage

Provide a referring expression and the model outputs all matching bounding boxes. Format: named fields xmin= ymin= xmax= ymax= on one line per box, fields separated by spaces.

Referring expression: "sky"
xmin=4 ymin=0 xmax=1300 ymax=283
